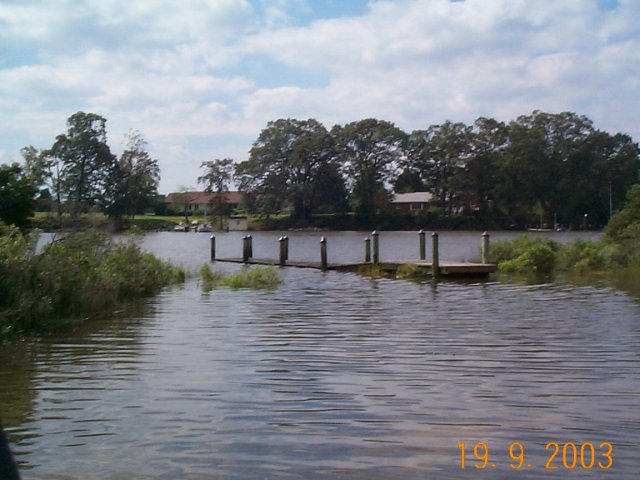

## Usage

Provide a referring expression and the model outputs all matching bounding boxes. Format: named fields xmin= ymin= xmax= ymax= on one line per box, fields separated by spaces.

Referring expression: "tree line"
xmin=3 ymin=109 xmax=639 ymax=230
xmin=218 ymin=111 xmax=639 ymax=229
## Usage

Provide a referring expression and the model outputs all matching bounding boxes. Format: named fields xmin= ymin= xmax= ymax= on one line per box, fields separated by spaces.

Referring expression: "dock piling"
xmin=210 ymin=235 xmax=216 ymax=261
xmin=432 ymin=232 xmax=440 ymax=277
xmin=279 ymin=236 xmax=286 ymax=266
xmin=372 ymin=230 xmax=379 ymax=264
xmin=320 ymin=237 xmax=328 ymax=270
xmin=284 ymin=236 xmax=289 ymax=260
xmin=481 ymin=232 xmax=490 ymax=264
xmin=419 ymin=229 xmax=426 ymax=260
xmin=364 ymin=237 xmax=371 ymax=263
xmin=242 ymin=235 xmax=252 ymax=263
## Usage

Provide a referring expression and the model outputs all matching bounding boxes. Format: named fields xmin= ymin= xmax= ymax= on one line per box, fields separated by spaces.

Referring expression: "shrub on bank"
xmin=0 ymin=224 xmax=185 ymax=338
xmin=489 ymin=236 xmax=558 ymax=274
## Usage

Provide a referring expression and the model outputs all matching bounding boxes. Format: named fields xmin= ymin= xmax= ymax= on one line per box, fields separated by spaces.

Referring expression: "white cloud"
xmin=0 ymin=0 xmax=638 ymax=192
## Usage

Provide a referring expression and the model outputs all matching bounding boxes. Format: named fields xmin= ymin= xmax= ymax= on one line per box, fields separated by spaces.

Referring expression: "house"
xmin=391 ymin=192 xmax=433 ymax=212
xmin=165 ymin=191 xmax=243 ymax=216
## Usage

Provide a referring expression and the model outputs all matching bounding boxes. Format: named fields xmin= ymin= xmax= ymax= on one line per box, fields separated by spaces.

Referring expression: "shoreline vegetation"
xmin=0 ymin=224 xmax=185 ymax=340
xmin=489 ymin=185 xmax=640 ymax=276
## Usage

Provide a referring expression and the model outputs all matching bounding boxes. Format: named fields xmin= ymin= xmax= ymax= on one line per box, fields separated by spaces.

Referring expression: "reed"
xmin=200 ymin=264 xmax=281 ymax=291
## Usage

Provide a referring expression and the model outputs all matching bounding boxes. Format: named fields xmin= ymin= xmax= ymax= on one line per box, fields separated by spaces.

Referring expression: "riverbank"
xmin=28 ymin=210 xmax=553 ymax=233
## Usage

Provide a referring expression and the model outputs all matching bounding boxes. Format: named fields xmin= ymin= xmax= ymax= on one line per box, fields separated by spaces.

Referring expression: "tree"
xmin=199 ymin=158 xmax=234 ymax=228
xmin=406 ymin=121 xmax=472 ymax=216
xmin=103 ymin=131 xmax=160 ymax=223
xmin=47 ymin=112 xmax=116 ymax=216
xmin=394 ymin=168 xmax=425 ymax=193
xmin=236 ymin=119 xmax=341 ymax=219
xmin=333 ymin=118 xmax=406 ymax=218
xmin=21 ymin=145 xmax=54 ymax=212
xmin=0 ymin=163 xmax=38 ymax=227
xmin=461 ymin=117 xmax=509 ymax=215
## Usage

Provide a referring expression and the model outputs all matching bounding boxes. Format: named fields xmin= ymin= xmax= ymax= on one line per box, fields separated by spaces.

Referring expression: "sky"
xmin=1 ymin=0 xmax=638 ymax=194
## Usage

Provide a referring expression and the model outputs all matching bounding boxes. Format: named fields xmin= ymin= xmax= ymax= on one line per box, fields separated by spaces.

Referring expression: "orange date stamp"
xmin=458 ymin=441 xmax=613 ymax=470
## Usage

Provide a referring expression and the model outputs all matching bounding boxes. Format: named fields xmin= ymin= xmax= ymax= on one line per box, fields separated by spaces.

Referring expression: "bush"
xmin=0 ymin=226 xmax=185 ymax=339
xmin=490 ymin=236 xmax=558 ymax=274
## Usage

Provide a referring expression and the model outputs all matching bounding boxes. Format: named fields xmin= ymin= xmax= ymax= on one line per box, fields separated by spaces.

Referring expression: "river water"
xmin=1 ymin=230 xmax=639 ymax=479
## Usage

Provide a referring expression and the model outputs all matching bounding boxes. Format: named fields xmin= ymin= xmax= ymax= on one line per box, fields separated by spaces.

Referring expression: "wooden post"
xmin=364 ymin=237 xmax=371 ymax=263
xmin=320 ymin=236 xmax=328 ymax=270
xmin=419 ymin=229 xmax=426 ymax=260
xmin=481 ymin=231 xmax=490 ymax=264
xmin=431 ymin=232 xmax=439 ymax=277
xmin=247 ymin=234 xmax=253 ymax=258
xmin=279 ymin=236 xmax=286 ymax=266
xmin=372 ymin=230 xmax=379 ymax=264
xmin=283 ymin=235 xmax=289 ymax=261
xmin=210 ymin=235 xmax=216 ymax=261
xmin=242 ymin=235 xmax=250 ymax=263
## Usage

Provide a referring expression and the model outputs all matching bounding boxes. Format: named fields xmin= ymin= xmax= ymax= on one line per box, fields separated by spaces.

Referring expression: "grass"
xmin=200 ymin=264 xmax=281 ymax=291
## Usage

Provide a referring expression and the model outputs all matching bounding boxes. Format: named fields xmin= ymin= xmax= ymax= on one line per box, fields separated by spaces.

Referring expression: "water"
xmin=2 ymin=230 xmax=639 ymax=479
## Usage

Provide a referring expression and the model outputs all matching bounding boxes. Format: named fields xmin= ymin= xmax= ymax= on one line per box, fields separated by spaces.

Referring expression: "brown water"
xmin=1 ymin=231 xmax=639 ymax=479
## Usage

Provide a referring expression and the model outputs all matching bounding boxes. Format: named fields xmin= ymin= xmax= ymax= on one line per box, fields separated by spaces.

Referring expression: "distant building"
xmin=228 ymin=216 xmax=248 ymax=231
xmin=391 ymin=192 xmax=433 ymax=212
xmin=165 ymin=191 xmax=243 ymax=215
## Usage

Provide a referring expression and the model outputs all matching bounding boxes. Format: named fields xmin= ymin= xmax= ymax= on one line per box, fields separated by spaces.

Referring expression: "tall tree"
xmin=333 ymin=118 xmax=406 ymax=218
xmin=199 ymin=158 xmax=234 ymax=228
xmin=48 ymin=112 xmax=116 ymax=216
xmin=0 ymin=163 xmax=37 ymax=227
xmin=462 ymin=117 xmax=509 ymax=215
xmin=103 ymin=131 xmax=160 ymax=223
xmin=236 ymin=119 xmax=341 ymax=219
xmin=407 ymin=121 xmax=472 ymax=216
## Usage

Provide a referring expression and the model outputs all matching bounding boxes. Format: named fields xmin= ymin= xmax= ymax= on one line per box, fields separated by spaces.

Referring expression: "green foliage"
xmin=490 ymin=192 xmax=640 ymax=276
xmin=0 ymin=163 xmax=38 ymax=227
xmin=0 ymin=226 xmax=184 ymax=339
xmin=490 ymin=236 xmax=558 ymax=274
xmin=47 ymin=112 xmax=116 ymax=216
xmin=333 ymin=118 xmax=406 ymax=218
xmin=605 ymin=184 xmax=640 ymax=243
xmin=236 ymin=118 xmax=343 ymax=219
xmin=200 ymin=264 xmax=227 ymax=290
xmin=200 ymin=265 xmax=281 ymax=291
xmin=103 ymin=131 xmax=160 ymax=222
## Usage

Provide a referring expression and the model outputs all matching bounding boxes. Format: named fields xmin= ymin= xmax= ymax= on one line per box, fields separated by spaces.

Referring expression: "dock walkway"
xmin=209 ymin=231 xmax=497 ymax=278
xmin=213 ymin=257 xmax=496 ymax=278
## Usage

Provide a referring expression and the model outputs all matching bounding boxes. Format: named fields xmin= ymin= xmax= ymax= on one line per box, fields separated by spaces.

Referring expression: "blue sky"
xmin=1 ymin=0 xmax=638 ymax=193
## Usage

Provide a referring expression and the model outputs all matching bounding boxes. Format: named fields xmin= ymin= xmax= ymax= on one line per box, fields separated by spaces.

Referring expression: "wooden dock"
xmin=209 ymin=231 xmax=497 ymax=278
xmin=212 ymin=258 xmax=496 ymax=278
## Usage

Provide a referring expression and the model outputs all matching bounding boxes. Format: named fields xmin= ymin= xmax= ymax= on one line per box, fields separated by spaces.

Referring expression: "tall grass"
xmin=0 ymin=224 xmax=185 ymax=339
xmin=200 ymin=264 xmax=281 ymax=291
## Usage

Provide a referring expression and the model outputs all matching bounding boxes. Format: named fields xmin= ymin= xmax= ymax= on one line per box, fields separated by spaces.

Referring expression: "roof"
xmin=392 ymin=192 xmax=433 ymax=203
xmin=166 ymin=191 xmax=243 ymax=204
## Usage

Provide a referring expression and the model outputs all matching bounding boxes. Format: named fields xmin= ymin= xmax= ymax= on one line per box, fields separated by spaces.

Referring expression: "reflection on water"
xmin=1 ymin=231 xmax=638 ymax=479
